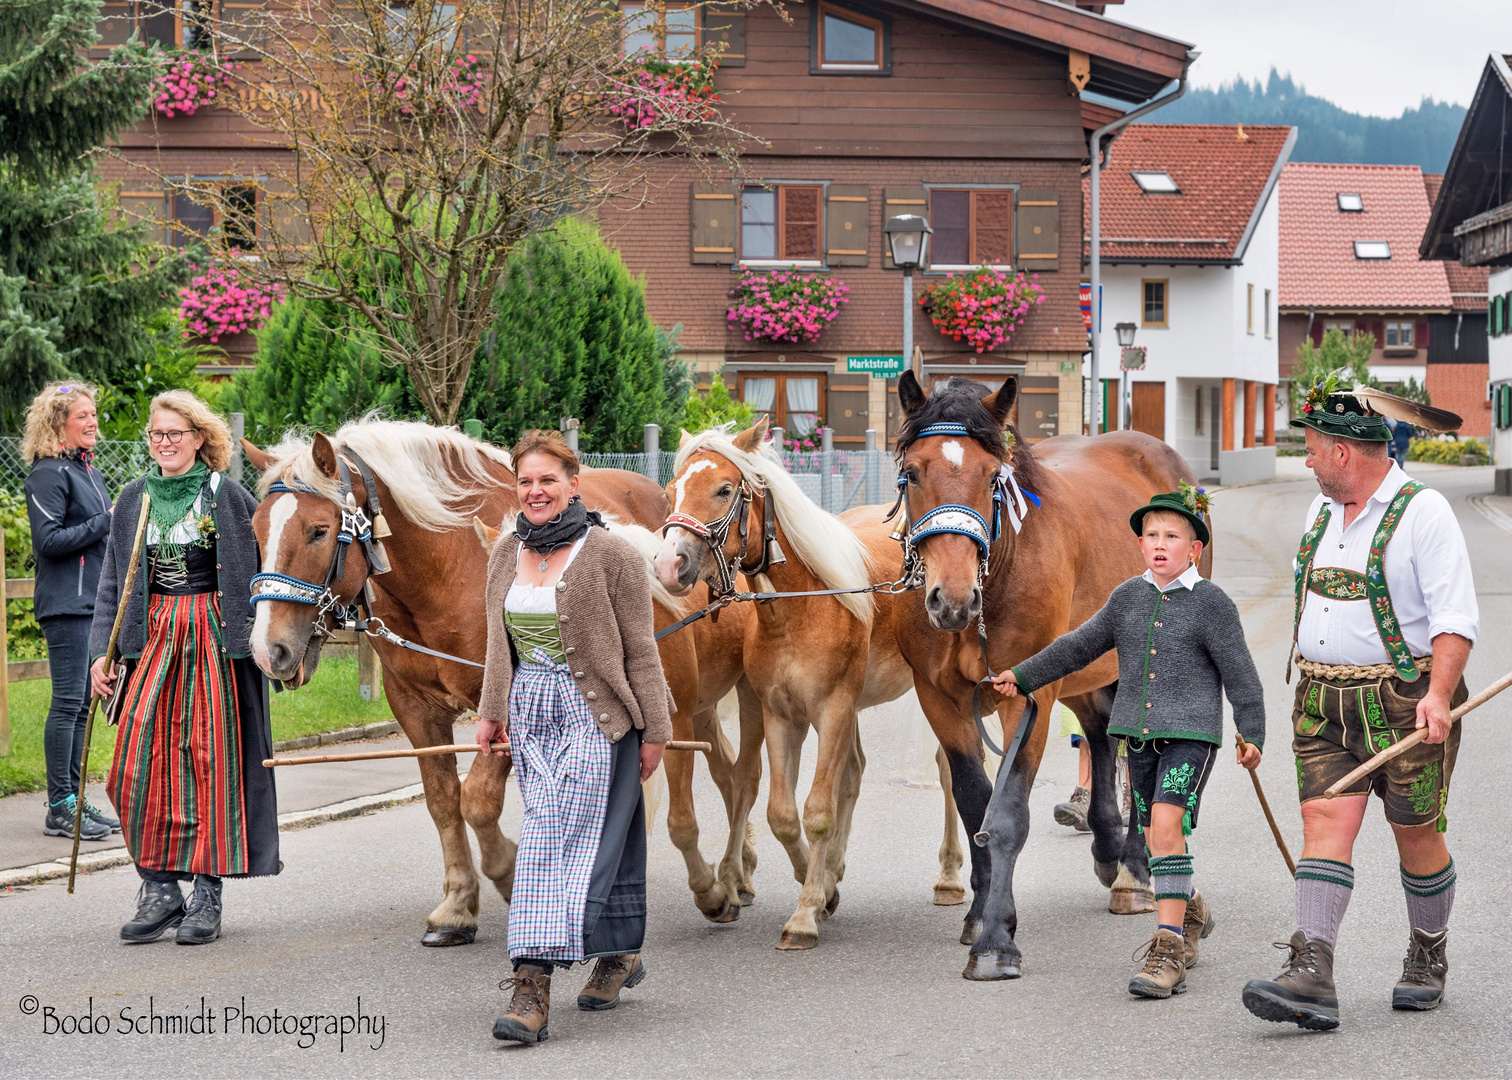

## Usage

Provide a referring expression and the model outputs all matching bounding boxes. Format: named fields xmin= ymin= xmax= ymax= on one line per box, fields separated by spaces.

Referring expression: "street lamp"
xmin=885 ymin=214 xmax=932 ymax=381
xmin=1114 ymin=322 xmax=1137 ymax=431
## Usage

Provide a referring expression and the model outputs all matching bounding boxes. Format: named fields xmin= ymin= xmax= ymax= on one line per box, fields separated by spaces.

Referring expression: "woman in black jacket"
xmin=22 ymin=382 xmax=116 ymax=841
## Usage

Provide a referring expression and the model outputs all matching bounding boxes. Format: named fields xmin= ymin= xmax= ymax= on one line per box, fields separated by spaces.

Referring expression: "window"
xmin=1141 ymin=279 xmax=1168 ymax=327
xmin=1385 ymin=321 xmax=1415 ymax=349
xmin=1131 ymin=171 xmax=1180 ymax=194
xmin=740 ymin=185 xmax=822 ymax=263
xmin=168 ymin=181 xmax=260 ymax=250
xmin=1354 ymin=240 xmax=1391 ymax=260
xmin=1322 ymin=320 xmax=1354 ymax=337
xmin=621 ymin=2 xmax=697 ymax=59
xmin=739 ymin=372 xmax=825 ymax=435
xmin=1246 ymin=284 xmax=1254 ymax=334
xmin=1194 ymin=385 xmax=1204 ymax=434
xmin=1264 ymin=288 xmax=1272 ymax=337
xmin=386 ymin=1 xmax=460 ymax=49
xmin=222 ymin=184 xmax=259 ymax=250
xmin=928 ymin=189 xmax=1013 ymax=268
xmin=1336 ymin=193 xmax=1363 ymax=212
xmin=814 ymin=2 xmax=884 ymax=71
xmin=169 ymin=189 xmax=214 ymax=248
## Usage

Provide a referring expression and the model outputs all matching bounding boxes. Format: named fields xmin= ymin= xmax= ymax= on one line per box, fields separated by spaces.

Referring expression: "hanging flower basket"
xmin=726 ymin=270 xmax=848 ymax=344
xmin=385 ymin=54 xmax=488 ymax=116
xmin=917 ymin=268 xmax=1046 ymax=354
xmin=154 ymin=53 xmax=235 ymax=118
xmin=608 ymin=57 xmax=718 ymax=130
xmin=179 ymin=262 xmax=286 ymax=344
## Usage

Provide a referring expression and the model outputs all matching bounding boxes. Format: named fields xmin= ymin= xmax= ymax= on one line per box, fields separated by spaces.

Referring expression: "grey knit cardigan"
xmin=1011 ymin=575 xmax=1267 ymax=749
xmin=90 ymin=474 xmax=262 ymax=661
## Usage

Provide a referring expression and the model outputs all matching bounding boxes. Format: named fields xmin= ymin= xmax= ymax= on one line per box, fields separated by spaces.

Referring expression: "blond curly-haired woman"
xmin=89 ymin=390 xmax=279 ymax=945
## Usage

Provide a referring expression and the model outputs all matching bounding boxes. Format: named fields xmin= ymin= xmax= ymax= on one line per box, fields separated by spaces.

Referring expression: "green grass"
xmin=0 ymin=656 xmax=391 ymax=797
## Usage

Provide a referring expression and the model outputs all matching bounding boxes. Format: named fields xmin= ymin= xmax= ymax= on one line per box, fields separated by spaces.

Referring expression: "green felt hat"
xmin=1129 ymin=482 xmax=1211 ymax=546
xmin=1288 ymin=375 xmax=1392 ymax=442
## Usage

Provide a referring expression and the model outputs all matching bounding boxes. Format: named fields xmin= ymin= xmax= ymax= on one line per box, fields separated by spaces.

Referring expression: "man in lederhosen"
xmin=1241 ymin=379 xmax=1477 ymax=1030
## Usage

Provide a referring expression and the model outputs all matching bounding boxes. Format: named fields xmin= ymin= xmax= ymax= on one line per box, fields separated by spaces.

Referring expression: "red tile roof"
xmin=1278 ymin=163 xmax=1453 ymax=311
xmin=1081 ymin=123 xmax=1294 ymax=264
xmin=1423 ymin=172 xmax=1490 ymax=312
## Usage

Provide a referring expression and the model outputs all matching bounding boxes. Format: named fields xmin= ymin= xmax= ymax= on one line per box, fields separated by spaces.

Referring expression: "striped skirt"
xmin=107 ymin=593 xmax=248 ymax=877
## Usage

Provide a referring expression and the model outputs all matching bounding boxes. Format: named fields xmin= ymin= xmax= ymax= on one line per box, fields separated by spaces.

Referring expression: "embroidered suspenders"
xmin=1289 ymin=481 xmax=1426 ymax=684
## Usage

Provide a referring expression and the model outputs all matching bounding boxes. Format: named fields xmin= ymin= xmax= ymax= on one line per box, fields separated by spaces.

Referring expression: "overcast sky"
xmin=1111 ymin=0 xmax=1498 ymax=118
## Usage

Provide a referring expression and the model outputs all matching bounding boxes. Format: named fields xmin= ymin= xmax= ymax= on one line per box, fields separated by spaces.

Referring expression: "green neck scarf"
xmin=144 ymin=459 xmax=210 ymax=563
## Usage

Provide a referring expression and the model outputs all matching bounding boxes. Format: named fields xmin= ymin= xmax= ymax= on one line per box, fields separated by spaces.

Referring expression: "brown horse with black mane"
xmin=892 ymin=372 xmax=1210 ymax=980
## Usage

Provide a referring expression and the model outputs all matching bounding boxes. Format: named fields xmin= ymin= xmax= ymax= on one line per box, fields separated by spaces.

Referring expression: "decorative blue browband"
xmin=909 ymin=502 xmax=993 ymax=561
xmin=914 ymin=422 xmax=973 ymax=439
xmin=250 ymin=571 xmax=324 ymax=606
xmin=269 ymin=478 xmax=322 ymax=494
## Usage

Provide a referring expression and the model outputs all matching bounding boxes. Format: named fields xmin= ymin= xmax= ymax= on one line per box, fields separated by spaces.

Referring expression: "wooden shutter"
xmin=1415 ymin=320 xmax=1429 ymax=350
xmin=827 ymin=375 xmax=870 ymax=444
xmin=703 ymin=2 xmax=746 ymax=67
xmin=221 ymin=0 xmax=267 ymax=58
xmin=781 ymin=185 xmax=821 ymax=260
xmin=1016 ymin=188 xmax=1059 ymax=271
xmin=971 ymin=190 xmax=1013 ymax=266
xmin=825 ymin=184 xmax=867 ymax=267
xmin=883 ymin=186 xmax=926 ymax=268
xmin=117 ymin=188 xmax=167 ymax=244
xmin=93 ymin=1 xmax=133 ymax=52
xmin=264 ymin=179 xmax=312 ymax=246
xmin=690 ymin=182 xmax=736 ymax=264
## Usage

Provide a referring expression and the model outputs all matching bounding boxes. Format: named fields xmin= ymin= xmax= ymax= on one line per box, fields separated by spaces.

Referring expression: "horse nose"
xmin=268 ymin=640 xmax=294 ymax=674
xmin=926 ymin=584 xmax=980 ymax=632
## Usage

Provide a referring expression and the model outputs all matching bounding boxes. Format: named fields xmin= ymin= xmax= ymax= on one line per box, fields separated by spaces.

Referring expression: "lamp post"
xmin=885 ymin=214 xmax=932 ymax=382
xmin=1115 ymin=322 xmax=1137 ymax=431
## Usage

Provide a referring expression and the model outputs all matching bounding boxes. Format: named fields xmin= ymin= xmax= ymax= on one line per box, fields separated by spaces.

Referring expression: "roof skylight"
xmin=1132 ymin=171 xmax=1180 ymax=194
xmin=1353 ymin=240 xmax=1391 ymax=260
xmin=1337 ymin=193 xmax=1364 ymax=212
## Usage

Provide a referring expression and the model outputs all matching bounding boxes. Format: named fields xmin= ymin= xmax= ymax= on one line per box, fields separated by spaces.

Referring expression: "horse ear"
xmin=678 ymin=428 xmax=696 ymax=449
xmin=241 ymin=439 xmax=273 ymax=472
xmin=898 ymin=370 xmax=927 ymax=415
xmin=472 ymin=515 xmax=502 ymax=551
xmin=311 ymin=433 xmax=340 ymax=478
xmin=982 ymin=374 xmax=1019 ymax=428
xmin=733 ymin=416 xmax=769 ymax=452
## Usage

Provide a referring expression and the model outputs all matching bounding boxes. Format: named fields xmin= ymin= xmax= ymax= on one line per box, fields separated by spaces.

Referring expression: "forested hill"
xmin=1145 ymin=70 xmax=1466 ymax=172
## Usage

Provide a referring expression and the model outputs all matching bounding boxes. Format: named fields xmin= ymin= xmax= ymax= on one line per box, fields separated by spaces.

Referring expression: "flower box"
xmin=726 ymin=270 xmax=848 ymax=344
xmin=917 ymin=267 xmax=1045 ymax=354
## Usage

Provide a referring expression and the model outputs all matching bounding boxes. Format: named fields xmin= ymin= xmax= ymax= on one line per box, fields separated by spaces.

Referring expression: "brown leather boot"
xmin=1392 ymin=928 xmax=1448 ymax=1011
xmin=1241 ymin=930 xmax=1340 ymax=1030
xmin=1128 ymin=928 xmax=1187 ymax=998
xmin=1052 ymin=786 xmax=1091 ymax=831
xmin=577 ymin=954 xmax=647 ymax=1011
xmin=493 ymin=965 xmax=552 ymax=1043
xmin=1183 ymin=890 xmax=1215 ymax=968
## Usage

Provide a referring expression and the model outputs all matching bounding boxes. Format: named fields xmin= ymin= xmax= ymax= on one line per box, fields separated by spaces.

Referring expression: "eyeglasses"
xmin=146 ymin=429 xmax=196 ymax=445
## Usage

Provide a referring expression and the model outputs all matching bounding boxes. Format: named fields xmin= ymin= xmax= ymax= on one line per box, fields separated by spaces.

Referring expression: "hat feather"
xmin=1343 ymin=386 xmax=1462 ymax=434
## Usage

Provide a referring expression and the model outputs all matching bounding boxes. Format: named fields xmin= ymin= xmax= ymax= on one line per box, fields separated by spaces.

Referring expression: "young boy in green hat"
xmin=993 ymin=483 xmax=1266 ymax=998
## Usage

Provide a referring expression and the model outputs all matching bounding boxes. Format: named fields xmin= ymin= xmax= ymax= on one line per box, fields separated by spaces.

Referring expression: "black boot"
xmin=175 ymin=876 xmax=223 ymax=945
xmin=1392 ymin=928 xmax=1448 ymax=1010
xmin=1241 ymin=930 xmax=1340 ymax=1030
xmin=121 ymin=880 xmax=185 ymax=943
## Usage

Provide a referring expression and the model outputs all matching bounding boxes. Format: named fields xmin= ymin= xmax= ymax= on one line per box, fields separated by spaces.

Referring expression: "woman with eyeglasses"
xmin=89 ymin=390 xmax=278 ymax=945
xmin=23 ymin=383 xmax=117 ymax=843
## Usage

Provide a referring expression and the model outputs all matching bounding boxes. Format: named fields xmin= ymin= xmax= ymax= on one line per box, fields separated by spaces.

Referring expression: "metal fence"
xmin=0 ymin=436 xmax=261 ymax=498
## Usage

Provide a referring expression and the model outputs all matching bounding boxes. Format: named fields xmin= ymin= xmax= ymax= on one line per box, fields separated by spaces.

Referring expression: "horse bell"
xmin=766 ymin=539 xmax=787 ymax=566
xmin=372 ymin=512 xmax=393 ymax=539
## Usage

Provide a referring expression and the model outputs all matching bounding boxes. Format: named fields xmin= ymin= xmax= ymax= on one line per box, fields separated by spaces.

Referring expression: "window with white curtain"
xmin=737 ymin=372 xmax=827 ymax=434
xmin=786 ymin=377 xmax=820 ymax=434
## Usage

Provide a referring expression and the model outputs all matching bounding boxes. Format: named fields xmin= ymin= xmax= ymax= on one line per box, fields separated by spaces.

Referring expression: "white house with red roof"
xmin=1084 ymin=123 xmax=1295 ymax=484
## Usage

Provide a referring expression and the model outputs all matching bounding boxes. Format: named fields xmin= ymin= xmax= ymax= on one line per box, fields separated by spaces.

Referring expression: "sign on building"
xmin=847 ymin=355 xmax=905 ymax=378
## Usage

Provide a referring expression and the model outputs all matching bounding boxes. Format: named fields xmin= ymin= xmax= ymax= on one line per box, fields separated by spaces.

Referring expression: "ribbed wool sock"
xmin=1149 ymin=853 xmax=1194 ymax=902
xmin=1401 ymin=859 xmax=1456 ymax=933
xmin=1294 ymin=858 xmax=1354 ymax=947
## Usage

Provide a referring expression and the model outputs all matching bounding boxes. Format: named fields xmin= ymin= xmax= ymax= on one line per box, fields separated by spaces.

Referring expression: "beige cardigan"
xmin=478 ymin=525 xmax=673 ymax=745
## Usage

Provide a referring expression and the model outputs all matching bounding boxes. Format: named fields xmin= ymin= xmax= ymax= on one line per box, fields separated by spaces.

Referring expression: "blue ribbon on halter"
xmin=249 ymin=571 xmax=324 ymax=606
xmin=268 ymin=478 xmax=322 ymax=494
xmin=914 ymin=422 xmax=973 ymax=439
xmin=910 ymin=502 xmax=994 ymax=561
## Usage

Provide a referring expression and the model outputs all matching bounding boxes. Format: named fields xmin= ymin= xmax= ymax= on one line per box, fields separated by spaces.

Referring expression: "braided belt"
xmin=1296 ymin=656 xmax=1433 ymax=682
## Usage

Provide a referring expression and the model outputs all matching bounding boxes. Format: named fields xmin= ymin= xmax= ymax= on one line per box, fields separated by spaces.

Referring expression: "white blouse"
xmin=504 ymin=536 xmax=586 ymax=615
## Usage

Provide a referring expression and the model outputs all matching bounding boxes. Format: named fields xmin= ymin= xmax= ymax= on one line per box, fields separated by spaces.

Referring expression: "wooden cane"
xmin=1235 ymin=732 xmax=1296 ymax=877
xmin=1323 ymin=668 xmax=1512 ymax=799
xmin=262 ymin=740 xmax=713 ymax=767
xmin=68 ymin=494 xmax=152 ymax=894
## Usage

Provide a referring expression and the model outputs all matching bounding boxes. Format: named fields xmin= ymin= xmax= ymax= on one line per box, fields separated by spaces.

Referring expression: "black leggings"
xmin=41 ymin=615 xmax=92 ymax=806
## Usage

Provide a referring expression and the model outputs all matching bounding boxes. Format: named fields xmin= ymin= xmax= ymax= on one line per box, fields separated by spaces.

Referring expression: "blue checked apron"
xmin=506 ymin=648 xmax=614 ymax=964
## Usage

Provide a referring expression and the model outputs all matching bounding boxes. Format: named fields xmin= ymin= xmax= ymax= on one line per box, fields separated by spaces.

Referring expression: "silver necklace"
xmin=538 ymin=555 xmax=550 ymax=573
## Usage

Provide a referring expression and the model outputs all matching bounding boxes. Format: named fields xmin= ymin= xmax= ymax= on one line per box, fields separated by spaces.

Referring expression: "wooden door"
xmin=1131 ymin=381 xmax=1165 ymax=440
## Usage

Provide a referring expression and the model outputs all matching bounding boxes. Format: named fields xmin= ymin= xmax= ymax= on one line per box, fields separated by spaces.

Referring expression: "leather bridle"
xmin=661 ymin=477 xmax=783 ymax=600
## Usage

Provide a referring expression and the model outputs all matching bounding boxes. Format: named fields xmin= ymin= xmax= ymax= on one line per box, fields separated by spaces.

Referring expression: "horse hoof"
xmin=1109 ymin=887 xmax=1156 ymax=915
xmin=738 ymin=889 xmax=756 ymax=906
xmin=934 ymin=883 xmax=967 ymax=906
xmin=1093 ymin=859 xmax=1120 ymax=888
xmin=776 ymin=929 xmax=819 ymax=951
xmin=960 ymin=917 xmax=983 ymax=946
xmin=698 ymin=897 xmax=741 ymax=924
xmin=823 ymin=886 xmax=841 ymax=918
xmin=421 ymin=926 xmax=476 ymax=947
xmin=962 ymin=950 xmax=1022 ymax=980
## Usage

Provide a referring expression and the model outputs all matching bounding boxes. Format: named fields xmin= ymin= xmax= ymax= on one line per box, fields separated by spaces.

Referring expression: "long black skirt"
xmin=581 ymin=728 xmax=648 ymax=959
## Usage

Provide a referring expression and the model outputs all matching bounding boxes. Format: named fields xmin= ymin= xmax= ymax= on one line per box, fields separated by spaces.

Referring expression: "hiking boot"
xmin=1183 ymin=890 xmax=1215 ymax=968
xmin=175 ymin=876 xmax=222 ymax=945
xmin=1241 ymin=930 xmax=1340 ymax=1030
xmin=1053 ymin=786 xmax=1092 ymax=831
xmin=43 ymin=795 xmax=109 ymax=841
xmin=494 ymin=966 xmax=552 ymax=1043
xmin=121 ymin=880 xmax=185 ymax=943
xmin=84 ymin=796 xmax=121 ymax=833
xmin=578 ymin=954 xmax=647 ymax=1011
xmin=1392 ymin=928 xmax=1448 ymax=1011
xmin=1128 ymin=928 xmax=1187 ymax=998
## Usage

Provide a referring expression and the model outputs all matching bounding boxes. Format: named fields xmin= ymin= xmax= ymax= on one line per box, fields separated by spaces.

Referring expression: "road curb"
xmin=270 ymin=719 xmax=400 ymax=753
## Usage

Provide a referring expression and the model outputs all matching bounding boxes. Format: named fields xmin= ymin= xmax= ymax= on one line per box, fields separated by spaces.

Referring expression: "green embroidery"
xmin=1133 ymin=790 xmax=1148 ymax=817
xmin=1437 ymin=789 xmax=1449 ymax=834
xmin=1296 ymin=758 xmax=1305 ymax=790
xmin=1408 ymin=762 xmax=1441 ymax=815
xmin=1308 ymin=566 xmax=1367 ymax=600
xmin=1162 ymin=762 xmax=1196 ymax=796
xmin=1373 ymin=731 xmax=1393 ymax=752
xmin=1297 ymin=682 xmax=1328 ymax=736
xmin=1363 ymin=686 xmax=1385 ymax=727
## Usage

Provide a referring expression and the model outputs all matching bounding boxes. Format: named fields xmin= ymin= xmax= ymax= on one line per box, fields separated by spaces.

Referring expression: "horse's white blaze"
xmin=672 ymin=459 xmax=715 ymax=512
xmin=941 ymin=440 xmax=965 ymax=468
xmin=250 ymin=493 xmax=298 ymax=670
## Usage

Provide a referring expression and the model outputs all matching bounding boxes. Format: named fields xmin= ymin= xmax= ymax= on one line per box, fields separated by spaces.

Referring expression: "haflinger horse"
xmin=891 ymin=372 xmax=1209 ymax=980
xmin=242 ymin=418 xmax=763 ymax=944
xmin=655 ymin=420 xmax=967 ymax=950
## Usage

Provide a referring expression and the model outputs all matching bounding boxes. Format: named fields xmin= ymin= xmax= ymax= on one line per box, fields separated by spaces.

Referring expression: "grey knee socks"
xmin=1401 ymin=859 xmax=1456 ymax=933
xmin=1294 ymin=858 xmax=1354 ymax=947
xmin=1149 ymin=853 xmax=1193 ymax=902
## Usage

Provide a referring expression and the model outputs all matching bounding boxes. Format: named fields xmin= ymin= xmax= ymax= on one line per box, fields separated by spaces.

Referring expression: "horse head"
xmin=655 ymin=418 xmax=770 ymax=595
xmin=895 ymin=372 xmax=1019 ymax=632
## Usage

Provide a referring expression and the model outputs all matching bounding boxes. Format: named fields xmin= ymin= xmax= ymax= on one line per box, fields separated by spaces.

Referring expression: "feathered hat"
xmin=1289 ymin=373 xmax=1462 ymax=442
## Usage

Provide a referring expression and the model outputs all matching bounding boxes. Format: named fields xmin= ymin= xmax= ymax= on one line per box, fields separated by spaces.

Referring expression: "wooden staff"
xmin=69 ymin=494 xmax=152 ymax=894
xmin=263 ymin=740 xmax=713 ymax=767
xmin=1236 ymin=732 xmax=1296 ymax=877
xmin=1324 ymin=668 xmax=1512 ymax=799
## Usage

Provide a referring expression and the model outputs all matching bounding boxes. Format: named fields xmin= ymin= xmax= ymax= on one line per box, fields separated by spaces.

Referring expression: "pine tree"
xmin=0 ymin=0 xmax=191 ymax=426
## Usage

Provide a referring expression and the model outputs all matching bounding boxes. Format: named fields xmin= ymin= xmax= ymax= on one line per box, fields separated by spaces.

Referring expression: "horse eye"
xmin=311 ymin=526 xmax=329 ymax=542
xmin=905 ymin=467 xmax=920 ymax=484
xmin=717 ymin=484 xmax=733 ymax=498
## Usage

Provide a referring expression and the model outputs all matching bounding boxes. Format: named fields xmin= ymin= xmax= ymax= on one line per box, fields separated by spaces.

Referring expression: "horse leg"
xmin=779 ymin=696 xmax=860 ymax=950
xmin=933 ymin=746 xmax=967 ymax=906
xmin=762 ymin=707 xmax=810 ymax=890
xmin=396 ymin=703 xmax=482 ymax=946
xmin=1068 ymin=688 xmax=1125 ymax=888
xmin=724 ymin=676 xmax=765 ymax=904
xmin=665 ymin=705 xmax=739 ymax=923
xmin=820 ymin=721 xmax=866 ymax=904
xmin=917 ymin=681 xmax=993 ymax=946
xmin=963 ymin=745 xmax=1034 ymax=980
xmin=459 ymin=744 xmax=518 ymax=905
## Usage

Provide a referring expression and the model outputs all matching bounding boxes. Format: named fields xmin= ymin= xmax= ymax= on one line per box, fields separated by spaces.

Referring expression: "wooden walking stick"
xmin=1323 ymin=667 xmax=1512 ymax=799
xmin=263 ymin=740 xmax=712 ymax=767
xmin=1236 ymin=732 xmax=1296 ymax=877
xmin=68 ymin=494 xmax=152 ymax=894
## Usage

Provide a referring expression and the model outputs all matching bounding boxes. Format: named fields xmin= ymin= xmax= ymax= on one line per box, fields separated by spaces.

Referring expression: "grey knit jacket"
xmin=1011 ymin=575 xmax=1266 ymax=749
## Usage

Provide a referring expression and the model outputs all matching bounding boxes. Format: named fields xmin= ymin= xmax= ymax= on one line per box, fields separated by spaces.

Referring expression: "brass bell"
xmin=766 ymin=539 xmax=787 ymax=566
xmin=372 ymin=512 xmax=393 ymax=539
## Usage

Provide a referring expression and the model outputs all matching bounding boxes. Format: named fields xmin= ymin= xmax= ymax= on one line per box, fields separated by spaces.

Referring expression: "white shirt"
xmin=504 ymin=536 xmax=585 ymax=615
xmin=1296 ymin=464 xmax=1478 ymax=665
xmin=1141 ymin=562 xmax=1204 ymax=593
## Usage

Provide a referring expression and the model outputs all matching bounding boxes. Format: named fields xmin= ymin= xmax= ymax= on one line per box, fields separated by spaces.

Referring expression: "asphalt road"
xmin=3 ymin=461 xmax=1509 ymax=1078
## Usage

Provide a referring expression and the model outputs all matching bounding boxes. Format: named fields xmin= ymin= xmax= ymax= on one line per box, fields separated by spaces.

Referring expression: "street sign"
xmin=1079 ymin=285 xmax=1092 ymax=331
xmin=847 ymin=355 xmax=905 ymax=378
xmin=1120 ymin=346 xmax=1147 ymax=371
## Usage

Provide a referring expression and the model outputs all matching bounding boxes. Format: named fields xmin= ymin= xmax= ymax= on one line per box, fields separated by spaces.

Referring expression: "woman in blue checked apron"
xmin=475 ymin=430 xmax=672 ymax=1045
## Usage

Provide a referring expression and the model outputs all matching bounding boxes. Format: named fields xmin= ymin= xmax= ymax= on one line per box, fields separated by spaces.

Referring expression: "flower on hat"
xmin=1178 ymin=479 xmax=1210 ymax=517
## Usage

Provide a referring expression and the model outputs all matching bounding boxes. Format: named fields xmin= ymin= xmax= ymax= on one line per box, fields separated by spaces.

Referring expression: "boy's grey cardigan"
xmin=1010 ymin=575 xmax=1266 ymax=749
xmin=90 ymin=474 xmax=261 ymax=661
